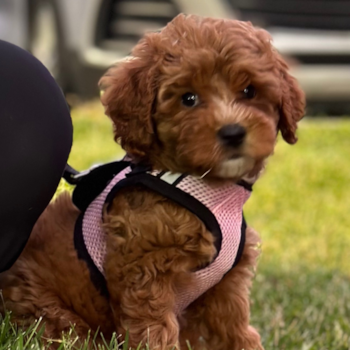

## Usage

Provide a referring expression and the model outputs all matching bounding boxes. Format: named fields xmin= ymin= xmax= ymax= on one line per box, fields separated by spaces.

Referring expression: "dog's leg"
xmin=180 ymin=227 xmax=263 ymax=350
xmin=111 ymin=266 xmax=180 ymax=350
xmin=105 ymin=244 xmax=212 ymax=350
xmin=103 ymin=192 xmax=218 ymax=350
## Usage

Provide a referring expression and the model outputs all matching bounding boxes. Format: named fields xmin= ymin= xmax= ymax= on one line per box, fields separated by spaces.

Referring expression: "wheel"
xmin=28 ymin=0 xmax=68 ymax=91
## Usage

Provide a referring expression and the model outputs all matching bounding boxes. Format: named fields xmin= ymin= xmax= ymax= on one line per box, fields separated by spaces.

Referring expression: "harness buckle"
xmin=63 ymin=164 xmax=100 ymax=185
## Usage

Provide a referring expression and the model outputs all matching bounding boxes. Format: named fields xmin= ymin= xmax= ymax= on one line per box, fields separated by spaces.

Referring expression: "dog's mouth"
xmin=214 ymin=156 xmax=255 ymax=179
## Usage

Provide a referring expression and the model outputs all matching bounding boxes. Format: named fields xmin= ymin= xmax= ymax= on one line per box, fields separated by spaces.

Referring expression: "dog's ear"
xmin=277 ymin=57 xmax=306 ymax=144
xmin=99 ymin=38 xmax=159 ymax=160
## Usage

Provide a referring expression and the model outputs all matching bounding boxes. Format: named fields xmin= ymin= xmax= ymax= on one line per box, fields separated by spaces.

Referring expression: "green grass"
xmin=0 ymin=312 xmax=45 ymax=350
xmin=246 ymin=118 xmax=350 ymax=349
xmin=246 ymin=119 xmax=350 ymax=274
xmin=2 ymin=101 xmax=350 ymax=349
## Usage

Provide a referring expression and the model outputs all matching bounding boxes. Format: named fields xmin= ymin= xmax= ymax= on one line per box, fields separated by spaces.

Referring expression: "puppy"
xmin=0 ymin=14 xmax=305 ymax=350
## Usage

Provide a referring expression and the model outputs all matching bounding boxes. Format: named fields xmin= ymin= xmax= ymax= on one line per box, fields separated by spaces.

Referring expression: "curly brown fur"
xmin=0 ymin=14 xmax=305 ymax=350
xmin=0 ymin=193 xmax=115 ymax=346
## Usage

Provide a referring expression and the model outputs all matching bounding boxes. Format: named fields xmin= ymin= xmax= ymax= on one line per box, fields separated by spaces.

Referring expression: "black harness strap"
xmin=63 ymin=164 xmax=80 ymax=185
xmin=72 ymin=161 xmax=130 ymax=211
xmin=233 ymin=215 xmax=247 ymax=268
xmin=237 ymin=180 xmax=253 ymax=192
xmin=74 ymin=214 xmax=109 ymax=298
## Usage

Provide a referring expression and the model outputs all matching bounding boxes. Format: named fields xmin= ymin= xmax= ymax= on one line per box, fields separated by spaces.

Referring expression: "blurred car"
xmin=226 ymin=0 xmax=350 ymax=114
xmin=1 ymin=0 xmax=350 ymax=113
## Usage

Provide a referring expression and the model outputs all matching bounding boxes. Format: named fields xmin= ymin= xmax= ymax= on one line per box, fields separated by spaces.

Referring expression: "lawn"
xmin=1 ymin=101 xmax=350 ymax=349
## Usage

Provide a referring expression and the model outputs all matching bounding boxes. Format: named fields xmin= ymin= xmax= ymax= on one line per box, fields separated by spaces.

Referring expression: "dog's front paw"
xmin=243 ymin=325 xmax=263 ymax=350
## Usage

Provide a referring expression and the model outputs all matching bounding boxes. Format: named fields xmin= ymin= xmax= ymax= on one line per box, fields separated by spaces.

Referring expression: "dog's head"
xmin=100 ymin=14 xmax=305 ymax=180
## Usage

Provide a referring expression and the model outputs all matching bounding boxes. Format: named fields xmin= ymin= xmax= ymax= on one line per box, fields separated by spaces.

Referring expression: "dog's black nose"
xmin=218 ymin=124 xmax=246 ymax=147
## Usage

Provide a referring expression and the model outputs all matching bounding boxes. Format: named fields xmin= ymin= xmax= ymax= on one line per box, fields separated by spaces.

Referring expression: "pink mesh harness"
xmin=76 ymin=163 xmax=252 ymax=313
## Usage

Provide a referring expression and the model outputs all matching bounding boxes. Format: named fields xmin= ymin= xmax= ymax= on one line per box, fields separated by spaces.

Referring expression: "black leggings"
xmin=0 ymin=40 xmax=72 ymax=272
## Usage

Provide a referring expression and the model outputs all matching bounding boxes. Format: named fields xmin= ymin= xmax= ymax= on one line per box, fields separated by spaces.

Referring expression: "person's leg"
xmin=0 ymin=40 xmax=72 ymax=272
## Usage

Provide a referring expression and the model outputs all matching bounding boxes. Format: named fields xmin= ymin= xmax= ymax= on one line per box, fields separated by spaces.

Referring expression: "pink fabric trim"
xmin=82 ymin=167 xmax=131 ymax=274
xmin=174 ymin=177 xmax=249 ymax=312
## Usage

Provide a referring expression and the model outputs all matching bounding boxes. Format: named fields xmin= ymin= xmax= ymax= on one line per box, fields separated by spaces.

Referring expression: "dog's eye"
xmin=242 ymin=85 xmax=256 ymax=99
xmin=181 ymin=93 xmax=199 ymax=107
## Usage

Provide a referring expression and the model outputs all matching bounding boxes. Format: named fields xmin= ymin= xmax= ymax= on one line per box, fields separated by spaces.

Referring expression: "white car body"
xmin=1 ymin=0 xmax=350 ymax=109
